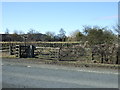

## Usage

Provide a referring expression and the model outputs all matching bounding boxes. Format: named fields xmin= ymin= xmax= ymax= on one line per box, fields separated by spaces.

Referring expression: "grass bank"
xmin=1 ymin=55 xmax=119 ymax=70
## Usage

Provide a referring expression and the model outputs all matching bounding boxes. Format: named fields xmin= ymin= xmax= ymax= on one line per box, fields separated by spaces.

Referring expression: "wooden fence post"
xmin=91 ymin=50 xmax=94 ymax=61
xmin=9 ymin=45 xmax=13 ymax=55
xmin=58 ymin=43 xmax=62 ymax=61
xmin=28 ymin=45 xmax=35 ymax=58
xmin=116 ymin=46 xmax=120 ymax=64
xmin=15 ymin=45 xmax=21 ymax=58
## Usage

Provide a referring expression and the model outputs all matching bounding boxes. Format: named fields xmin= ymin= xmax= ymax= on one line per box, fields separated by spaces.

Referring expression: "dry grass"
xmin=1 ymin=52 xmax=119 ymax=69
xmin=0 ymin=41 xmax=81 ymax=44
xmin=0 ymin=52 xmax=16 ymax=58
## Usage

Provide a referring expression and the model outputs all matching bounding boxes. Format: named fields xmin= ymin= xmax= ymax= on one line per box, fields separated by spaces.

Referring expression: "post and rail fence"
xmin=1 ymin=41 xmax=119 ymax=64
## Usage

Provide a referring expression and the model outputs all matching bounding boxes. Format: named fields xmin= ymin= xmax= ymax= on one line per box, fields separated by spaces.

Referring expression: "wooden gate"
xmin=15 ymin=45 xmax=35 ymax=58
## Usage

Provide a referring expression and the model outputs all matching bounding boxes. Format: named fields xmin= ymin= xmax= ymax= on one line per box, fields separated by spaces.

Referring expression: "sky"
xmin=2 ymin=2 xmax=118 ymax=35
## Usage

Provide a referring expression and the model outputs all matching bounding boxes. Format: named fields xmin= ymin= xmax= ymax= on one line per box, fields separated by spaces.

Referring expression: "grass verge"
xmin=1 ymin=56 xmax=119 ymax=70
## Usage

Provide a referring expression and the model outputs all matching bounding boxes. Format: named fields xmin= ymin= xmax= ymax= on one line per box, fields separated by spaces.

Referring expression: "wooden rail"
xmin=1 ymin=42 xmax=119 ymax=64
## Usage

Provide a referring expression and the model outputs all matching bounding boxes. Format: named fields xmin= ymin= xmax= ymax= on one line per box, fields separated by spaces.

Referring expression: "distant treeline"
xmin=1 ymin=25 xmax=119 ymax=46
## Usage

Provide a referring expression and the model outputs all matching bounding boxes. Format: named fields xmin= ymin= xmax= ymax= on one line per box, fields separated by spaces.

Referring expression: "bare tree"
xmin=113 ymin=24 xmax=120 ymax=34
xmin=19 ymin=31 xmax=24 ymax=35
xmin=5 ymin=28 xmax=9 ymax=34
xmin=58 ymin=28 xmax=66 ymax=41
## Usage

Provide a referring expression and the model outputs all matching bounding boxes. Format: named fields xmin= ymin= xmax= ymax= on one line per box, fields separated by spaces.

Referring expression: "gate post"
xmin=116 ymin=46 xmax=120 ymax=64
xmin=29 ymin=45 xmax=35 ymax=58
xmin=15 ymin=45 xmax=21 ymax=58
xmin=9 ymin=46 xmax=13 ymax=55
xmin=58 ymin=47 xmax=61 ymax=61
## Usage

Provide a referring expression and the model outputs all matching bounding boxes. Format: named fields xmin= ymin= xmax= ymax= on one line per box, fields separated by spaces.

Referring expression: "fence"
xmin=35 ymin=47 xmax=60 ymax=60
xmin=15 ymin=45 xmax=35 ymax=58
xmin=1 ymin=42 xmax=119 ymax=64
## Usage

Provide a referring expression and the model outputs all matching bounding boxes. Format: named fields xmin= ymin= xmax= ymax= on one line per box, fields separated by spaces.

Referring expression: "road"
xmin=2 ymin=58 xmax=119 ymax=88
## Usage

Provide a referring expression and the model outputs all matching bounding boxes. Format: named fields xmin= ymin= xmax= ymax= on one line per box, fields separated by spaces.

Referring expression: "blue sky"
xmin=2 ymin=2 xmax=118 ymax=35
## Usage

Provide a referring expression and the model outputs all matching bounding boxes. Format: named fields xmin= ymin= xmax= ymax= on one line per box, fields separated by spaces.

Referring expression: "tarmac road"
xmin=2 ymin=58 xmax=119 ymax=88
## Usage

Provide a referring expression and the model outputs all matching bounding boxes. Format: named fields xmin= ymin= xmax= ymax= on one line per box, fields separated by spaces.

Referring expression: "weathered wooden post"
xmin=56 ymin=47 xmax=59 ymax=61
xmin=15 ymin=45 xmax=21 ymax=58
xmin=28 ymin=45 xmax=35 ymax=58
xmin=116 ymin=46 xmax=120 ymax=64
xmin=58 ymin=43 xmax=62 ymax=61
xmin=91 ymin=47 xmax=94 ymax=61
xmin=9 ymin=46 xmax=13 ymax=55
